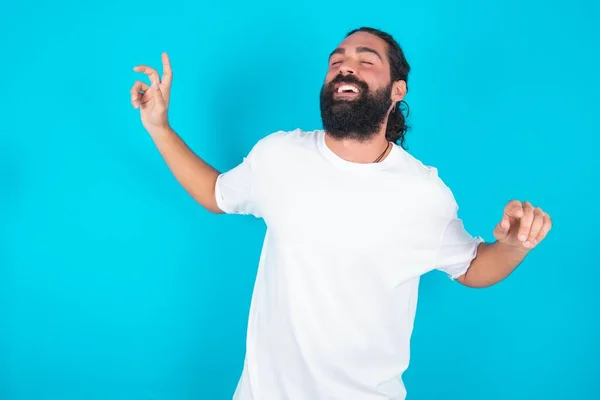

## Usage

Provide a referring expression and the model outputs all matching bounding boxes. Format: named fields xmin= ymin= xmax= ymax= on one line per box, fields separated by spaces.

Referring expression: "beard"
xmin=319 ymin=74 xmax=393 ymax=142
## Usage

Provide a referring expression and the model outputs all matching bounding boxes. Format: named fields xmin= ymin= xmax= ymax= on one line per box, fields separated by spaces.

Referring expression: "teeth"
xmin=337 ymin=84 xmax=359 ymax=93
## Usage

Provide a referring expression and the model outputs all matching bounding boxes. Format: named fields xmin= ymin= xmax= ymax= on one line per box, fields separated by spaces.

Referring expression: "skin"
xmin=322 ymin=32 xmax=553 ymax=287
xmin=131 ymin=53 xmax=223 ymax=214
xmin=459 ymin=200 xmax=552 ymax=288
xmin=323 ymin=31 xmax=407 ymax=164
xmin=130 ymin=33 xmax=553 ymax=288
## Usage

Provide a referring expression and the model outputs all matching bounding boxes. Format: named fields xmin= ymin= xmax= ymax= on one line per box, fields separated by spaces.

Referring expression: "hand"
xmin=131 ymin=52 xmax=173 ymax=134
xmin=493 ymin=200 xmax=552 ymax=251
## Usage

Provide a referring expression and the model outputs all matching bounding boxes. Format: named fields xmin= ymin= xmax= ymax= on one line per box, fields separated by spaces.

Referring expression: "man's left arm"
xmin=457 ymin=200 xmax=553 ymax=288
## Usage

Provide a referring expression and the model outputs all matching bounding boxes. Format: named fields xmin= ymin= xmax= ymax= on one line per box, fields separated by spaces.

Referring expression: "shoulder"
xmin=249 ymin=128 xmax=318 ymax=156
xmin=395 ymin=147 xmax=458 ymax=211
xmin=256 ymin=128 xmax=316 ymax=146
xmin=394 ymin=146 xmax=437 ymax=178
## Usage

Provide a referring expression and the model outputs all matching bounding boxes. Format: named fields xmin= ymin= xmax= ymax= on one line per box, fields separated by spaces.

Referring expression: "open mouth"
xmin=335 ymin=84 xmax=360 ymax=94
xmin=336 ymin=84 xmax=360 ymax=93
xmin=333 ymin=83 xmax=362 ymax=98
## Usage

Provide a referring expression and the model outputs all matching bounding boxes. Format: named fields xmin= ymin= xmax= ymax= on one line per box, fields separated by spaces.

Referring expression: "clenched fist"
xmin=131 ymin=52 xmax=173 ymax=134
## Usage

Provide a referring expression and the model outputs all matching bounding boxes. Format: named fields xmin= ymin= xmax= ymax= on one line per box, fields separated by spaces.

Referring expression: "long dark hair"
xmin=346 ymin=27 xmax=411 ymax=149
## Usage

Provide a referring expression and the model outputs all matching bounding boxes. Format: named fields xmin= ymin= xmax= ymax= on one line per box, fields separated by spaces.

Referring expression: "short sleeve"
xmin=434 ymin=213 xmax=484 ymax=280
xmin=214 ymin=147 xmax=261 ymax=217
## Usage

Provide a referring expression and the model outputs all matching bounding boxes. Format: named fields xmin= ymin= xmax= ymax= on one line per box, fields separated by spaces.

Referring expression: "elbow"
xmin=456 ymin=270 xmax=497 ymax=289
xmin=207 ymin=205 xmax=225 ymax=214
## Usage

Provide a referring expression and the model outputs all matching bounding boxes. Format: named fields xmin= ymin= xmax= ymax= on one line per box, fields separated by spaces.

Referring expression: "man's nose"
xmin=339 ymin=63 xmax=356 ymax=75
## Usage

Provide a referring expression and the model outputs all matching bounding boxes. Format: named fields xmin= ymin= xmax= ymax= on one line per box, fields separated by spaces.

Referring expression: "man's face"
xmin=320 ymin=32 xmax=403 ymax=141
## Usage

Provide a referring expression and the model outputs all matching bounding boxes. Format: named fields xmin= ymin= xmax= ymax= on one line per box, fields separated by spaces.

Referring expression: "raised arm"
xmin=130 ymin=52 xmax=223 ymax=214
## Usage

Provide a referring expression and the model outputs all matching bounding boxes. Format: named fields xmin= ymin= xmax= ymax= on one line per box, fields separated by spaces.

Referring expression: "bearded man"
xmin=130 ymin=26 xmax=552 ymax=400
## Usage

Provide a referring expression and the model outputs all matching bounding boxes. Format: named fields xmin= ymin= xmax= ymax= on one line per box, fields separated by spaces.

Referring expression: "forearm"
xmin=149 ymin=125 xmax=223 ymax=213
xmin=458 ymin=242 xmax=528 ymax=288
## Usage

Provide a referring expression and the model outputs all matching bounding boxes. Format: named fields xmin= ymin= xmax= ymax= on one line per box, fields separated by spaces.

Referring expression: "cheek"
xmin=361 ymin=71 xmax=380 ymax=86
xmin=325 ymin=70 xmax=338 ymax=84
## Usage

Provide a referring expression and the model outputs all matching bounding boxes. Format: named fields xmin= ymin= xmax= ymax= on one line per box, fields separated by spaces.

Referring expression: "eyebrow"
xmin=329 ymin=46 xmax=383 ymax=61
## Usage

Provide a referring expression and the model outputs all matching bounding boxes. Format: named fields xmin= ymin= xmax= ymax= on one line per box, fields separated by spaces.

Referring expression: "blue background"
xmin=1 ymin=0 xmax=598 ymax=399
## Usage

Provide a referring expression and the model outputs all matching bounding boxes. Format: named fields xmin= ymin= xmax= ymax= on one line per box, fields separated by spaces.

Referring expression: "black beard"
xmin=319 ymin=74 xmax=393 ymax=142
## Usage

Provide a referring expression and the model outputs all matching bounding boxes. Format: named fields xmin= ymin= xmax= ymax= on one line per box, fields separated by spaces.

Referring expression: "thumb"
xmin=151 ymin=82 xmax=166 ymax=110
xmin=493 ymin=215 xmax=511 ymax=241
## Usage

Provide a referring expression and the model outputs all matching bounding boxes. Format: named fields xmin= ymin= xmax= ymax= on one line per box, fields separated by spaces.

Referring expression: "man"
xmin=130 ymin=27 xmax=552 ymax=399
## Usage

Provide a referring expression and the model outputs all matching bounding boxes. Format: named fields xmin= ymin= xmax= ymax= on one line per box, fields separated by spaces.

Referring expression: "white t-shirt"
xmin=215 ymin=128 xmax=483 ymax=400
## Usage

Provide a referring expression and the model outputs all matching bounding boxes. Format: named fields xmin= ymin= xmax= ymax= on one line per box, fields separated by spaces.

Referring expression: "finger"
xmin=151 ymin=81 xmax=166 ymax=110
xmin=133 ymin=65 xmax=161 ymax=87
xmin=526 ymin=208 xmax=545 ymax=247
xmin=161 ymin=52 xmax=173 ymax=86
xmin=493 ymin=215 xmax=511 ymax=241
xmin=504 ymin=199 xmax=524 ymax=219
xmin=534 ymin=212 xmax=552 ymax=245
xmin=517 ymin=201 xmax=534 ymax=243
xmin=130 ymin=80 xmax=150 ymax=108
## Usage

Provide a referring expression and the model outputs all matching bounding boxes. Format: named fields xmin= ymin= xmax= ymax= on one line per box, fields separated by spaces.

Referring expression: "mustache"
xmin=327 ymin=74 xmax=369 ymax=92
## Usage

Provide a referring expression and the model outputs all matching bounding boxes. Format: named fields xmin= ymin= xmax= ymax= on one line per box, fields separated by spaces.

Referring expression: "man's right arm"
xmin=149 ymin=125 xmax=224 ymax=214
xmin=131 ymin=54 xmax=248 ymax=215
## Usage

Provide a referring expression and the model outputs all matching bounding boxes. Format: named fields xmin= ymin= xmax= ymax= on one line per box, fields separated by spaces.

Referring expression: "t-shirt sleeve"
xmin=434 ymin=213 xmax=485 ymax=280
xmin=214 ymin=146 xmax=261 ymax=217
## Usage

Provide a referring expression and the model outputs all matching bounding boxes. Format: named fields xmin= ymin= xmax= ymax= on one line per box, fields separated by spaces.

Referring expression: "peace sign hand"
xmin=131 ymin=52 xmax=173 ymax=134
xmin=493 ymin=200 xmax=552 ymax=251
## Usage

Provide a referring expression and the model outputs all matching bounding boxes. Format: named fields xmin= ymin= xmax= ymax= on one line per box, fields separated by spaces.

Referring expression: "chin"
xmin=331 ymin=98 xmax=362 ymax=110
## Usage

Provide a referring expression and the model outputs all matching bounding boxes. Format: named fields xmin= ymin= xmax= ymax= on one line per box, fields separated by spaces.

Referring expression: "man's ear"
xmin=391 ymin=80 xmax=407 ymax=102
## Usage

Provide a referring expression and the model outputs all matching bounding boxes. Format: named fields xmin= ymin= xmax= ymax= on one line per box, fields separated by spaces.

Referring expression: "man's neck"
xmin=324 ymin=130 xmax=391 ymax=164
